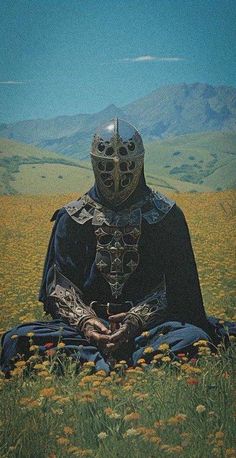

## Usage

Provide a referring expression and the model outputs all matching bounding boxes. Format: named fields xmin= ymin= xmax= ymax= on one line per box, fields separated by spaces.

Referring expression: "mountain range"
xmin=1 ymin=83 xmax=236 ymax=159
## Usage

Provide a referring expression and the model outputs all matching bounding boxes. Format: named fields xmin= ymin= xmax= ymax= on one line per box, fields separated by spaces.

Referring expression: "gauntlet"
xmin=49 ymin=283 xmax=97 ymax=332
xmin=123 ymin=289 xmax=168 ymax=332
xmin=46 ymin=265 xmax=97 ymax=331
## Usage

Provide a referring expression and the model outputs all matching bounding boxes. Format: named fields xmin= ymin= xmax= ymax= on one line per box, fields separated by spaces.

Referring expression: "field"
xmin=0 ymin=190 xmax=236 ymax=457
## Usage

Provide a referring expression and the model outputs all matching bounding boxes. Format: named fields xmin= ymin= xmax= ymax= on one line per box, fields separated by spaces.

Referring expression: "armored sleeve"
xmin=39 ymin=208 xmax=96 ymax=330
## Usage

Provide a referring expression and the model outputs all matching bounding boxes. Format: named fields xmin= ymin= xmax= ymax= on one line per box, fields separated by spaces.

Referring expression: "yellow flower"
xmin=158 ymin=343 xmax=170 ymax=351
xmin=26 ymin=332 xmax=34 ymax=337
xmin=216 ymin=440 xmax=224 ymax=447
xmin=123 ymin=428 xmax=140 ymax=437
xmin=95 ymin=370 xmax=106 ymax=377
xmin=29 ymin=345 xmax=39 ymax=351
xmin=34 ymin=363 xmax=45 ymax=370
xmin=57 ymin=342 xmax=65 ymax=348
xmin=141 ymin=331 xmax=150 ymax=337
xmin=63 ymin=426 xmax=74 ymax=435
xmin=196 ymin=404 xmax=206 ymax=413
xmin=38 ymin=371 xmax=50 ymax=377
xmin=83 ymin=361 xmax=95 ymax=367
xmin=167 ymin=413 xmax=187 ymax=425
xmin=143 ymin=346 xmax=154 ymax=354
xmin=193 ymin=340 xmax=208 ymax=347
xmin=124 ymin=412 xmax=140 ymax=422
xmin=57 ymin=437 xmax=70 ymax=445
xmin=67 ymin=446 xmax=81 ymax=453
xmin=153 ymin=354 xmax=163 ymax=361
xmin=97 ymin=432 xmax=108 ymax=440
xmin=225 ymin=448 xmax=236 ymax=457
xmin=161 ymin=356 xmax=171 ymax=363
xmin=137 ymin=358 xmax=146 ymax=365
xmin=15 ymin=360 xmax=26 ymax=367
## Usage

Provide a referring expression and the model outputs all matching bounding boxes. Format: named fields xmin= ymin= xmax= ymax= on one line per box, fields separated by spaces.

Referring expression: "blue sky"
xmin=0 ymin=0 xmax=236 ymax=122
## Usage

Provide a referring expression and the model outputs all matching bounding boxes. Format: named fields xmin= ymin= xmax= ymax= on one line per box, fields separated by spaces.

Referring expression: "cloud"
xmin=119 ymin=55 xmax=185 ymax=63
xmin=0 ymin=80 xmax=27 ymax=84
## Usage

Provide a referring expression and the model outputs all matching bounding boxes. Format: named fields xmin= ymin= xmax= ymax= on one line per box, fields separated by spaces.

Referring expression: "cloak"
xmin=39 ymin=184 xmax=210 ymax=333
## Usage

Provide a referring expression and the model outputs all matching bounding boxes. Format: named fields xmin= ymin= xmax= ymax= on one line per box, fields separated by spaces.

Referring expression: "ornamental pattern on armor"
xmin=94 ymin=224 xmax=141 ymax=298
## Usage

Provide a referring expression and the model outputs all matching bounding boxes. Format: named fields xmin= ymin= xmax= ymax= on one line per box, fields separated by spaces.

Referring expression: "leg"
xmin=132 ymin=320 xmax=211 ymax=365
xmin=0 ymin=319 xmax=110 ymax=374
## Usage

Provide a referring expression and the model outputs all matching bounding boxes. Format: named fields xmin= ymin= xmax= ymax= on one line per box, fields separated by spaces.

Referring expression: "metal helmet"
xmin=91 ymin=118 xmax=145 ymax=207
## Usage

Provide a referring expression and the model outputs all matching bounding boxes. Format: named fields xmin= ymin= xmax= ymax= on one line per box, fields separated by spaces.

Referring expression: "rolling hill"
xmin=0 ymin=132 xmax=235 ymax=195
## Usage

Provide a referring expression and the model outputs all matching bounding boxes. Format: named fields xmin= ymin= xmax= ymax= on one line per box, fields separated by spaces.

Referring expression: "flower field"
xmin=0 ymin=190 xmax=236 ymax=457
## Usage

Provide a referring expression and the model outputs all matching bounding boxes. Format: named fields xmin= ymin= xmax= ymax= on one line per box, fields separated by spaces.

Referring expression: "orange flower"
xmin=186 ymin=377 xmax=199 ymax=385
xmin=40 ymin=387 xmax=56 ymax=398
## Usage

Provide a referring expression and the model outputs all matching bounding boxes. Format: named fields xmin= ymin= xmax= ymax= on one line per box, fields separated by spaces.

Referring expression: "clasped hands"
xmin=83 ymin=313 xmax=139 ymax=353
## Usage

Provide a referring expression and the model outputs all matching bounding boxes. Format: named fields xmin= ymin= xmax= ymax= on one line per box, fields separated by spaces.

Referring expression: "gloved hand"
xmin=106 ymin=313 xmax=141 ymax=353
xmin=82 ymin=317 xmax=111 ymax=345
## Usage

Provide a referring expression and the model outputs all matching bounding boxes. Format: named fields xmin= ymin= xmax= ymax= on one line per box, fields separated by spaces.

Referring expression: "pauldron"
xmin=64 ymin=189 xmax=175 ymax=226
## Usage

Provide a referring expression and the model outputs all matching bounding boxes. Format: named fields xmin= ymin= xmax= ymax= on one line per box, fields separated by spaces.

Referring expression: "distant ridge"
xmin=0 ymin=83 xmax=236 ymax=158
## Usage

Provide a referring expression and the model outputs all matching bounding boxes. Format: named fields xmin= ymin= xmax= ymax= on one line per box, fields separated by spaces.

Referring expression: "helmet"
xmin=91 ymin=118 xmax=145 ymax=207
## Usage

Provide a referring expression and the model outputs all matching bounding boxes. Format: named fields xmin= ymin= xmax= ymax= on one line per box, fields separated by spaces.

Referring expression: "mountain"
xmin=0 ymin=83 xmax=236 ymax=159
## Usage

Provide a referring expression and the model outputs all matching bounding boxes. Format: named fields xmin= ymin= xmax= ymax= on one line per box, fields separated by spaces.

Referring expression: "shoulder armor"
xmin=64 ymin=194 xmax=100 ymax=225
xmin=63 ymin=190 xmax=175 ymax=226
xmin=142 ymin=190 xmax=175 ymax=224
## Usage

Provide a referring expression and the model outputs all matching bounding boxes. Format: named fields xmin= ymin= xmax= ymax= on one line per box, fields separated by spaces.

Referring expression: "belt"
xmin=90 ymin=300 xmax=133 ymax=317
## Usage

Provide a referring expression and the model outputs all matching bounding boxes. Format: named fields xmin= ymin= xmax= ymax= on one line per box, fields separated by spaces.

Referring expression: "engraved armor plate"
xmin=95 ymin=224 xmax=141 ymax=298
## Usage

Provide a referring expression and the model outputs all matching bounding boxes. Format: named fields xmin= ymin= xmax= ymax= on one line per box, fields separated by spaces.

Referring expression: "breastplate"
xmin=95 ymin=223 xmax=141 ymax=298
xmin=64 ymin=190 xmax=175 ymax=299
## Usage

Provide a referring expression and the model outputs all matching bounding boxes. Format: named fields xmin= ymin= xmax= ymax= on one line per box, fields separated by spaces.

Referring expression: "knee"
xmin=181 ymin=324 xmax=210 ymax=346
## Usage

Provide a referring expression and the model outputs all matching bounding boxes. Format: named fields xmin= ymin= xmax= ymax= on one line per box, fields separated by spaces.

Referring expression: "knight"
xmin=1 ymin=118 xmax=232 ymax=374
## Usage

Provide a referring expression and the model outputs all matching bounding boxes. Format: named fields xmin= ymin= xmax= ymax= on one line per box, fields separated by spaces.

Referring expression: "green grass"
xmin=13 ymin=164 xmax=94 ymax=195
xmin=0 ymin=345 xmax=235 ymax=458
xmin=145 ymin=131 xmax=236 ymax=190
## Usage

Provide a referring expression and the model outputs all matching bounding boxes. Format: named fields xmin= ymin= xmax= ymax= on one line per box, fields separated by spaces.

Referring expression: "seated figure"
xmin=1 ymin=119 xmax=234 ymax=374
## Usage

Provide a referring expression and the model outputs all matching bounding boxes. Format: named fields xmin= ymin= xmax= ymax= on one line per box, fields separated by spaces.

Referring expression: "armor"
xmin=91 ymin=118 xmax=145 ymax=207
xmin=64 ymin=189 xmax=175 ymax=303
xmin=46 ymin=266 xmax=97 ymax=331
xmin=45 ymin=120 xmax=175 ymax=336
xmin=94 ymin=222 xmax=141 ymax=299
xmin=123 ymin=288 xmax=168 ymax=331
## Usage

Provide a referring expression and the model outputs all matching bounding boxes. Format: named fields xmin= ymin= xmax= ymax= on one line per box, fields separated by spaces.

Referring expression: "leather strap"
xmin=90 ymin=300 xmax=133 ymax=317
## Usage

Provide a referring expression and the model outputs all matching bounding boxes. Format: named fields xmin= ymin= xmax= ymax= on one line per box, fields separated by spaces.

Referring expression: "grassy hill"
xmin=0 ymin=138 xmax=94 ymax=195
xmin=0 ymin=132 xmax=235 ymax=195
xmin=145 ymin=131 xmax=236 ymax=191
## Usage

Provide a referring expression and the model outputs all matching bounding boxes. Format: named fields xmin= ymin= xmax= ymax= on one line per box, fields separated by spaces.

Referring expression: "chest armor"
xmin=95 ymin=223 xmax=141 ymax=298
xmin=64 ymin=190 xmax=175 ymax=299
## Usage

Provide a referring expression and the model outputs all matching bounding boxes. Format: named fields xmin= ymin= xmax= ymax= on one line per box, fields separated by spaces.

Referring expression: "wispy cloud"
xmin=119 ymin=55 xmax=185 ymax=63
xmin=0 ymin=80 xmax=28 ymax=84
